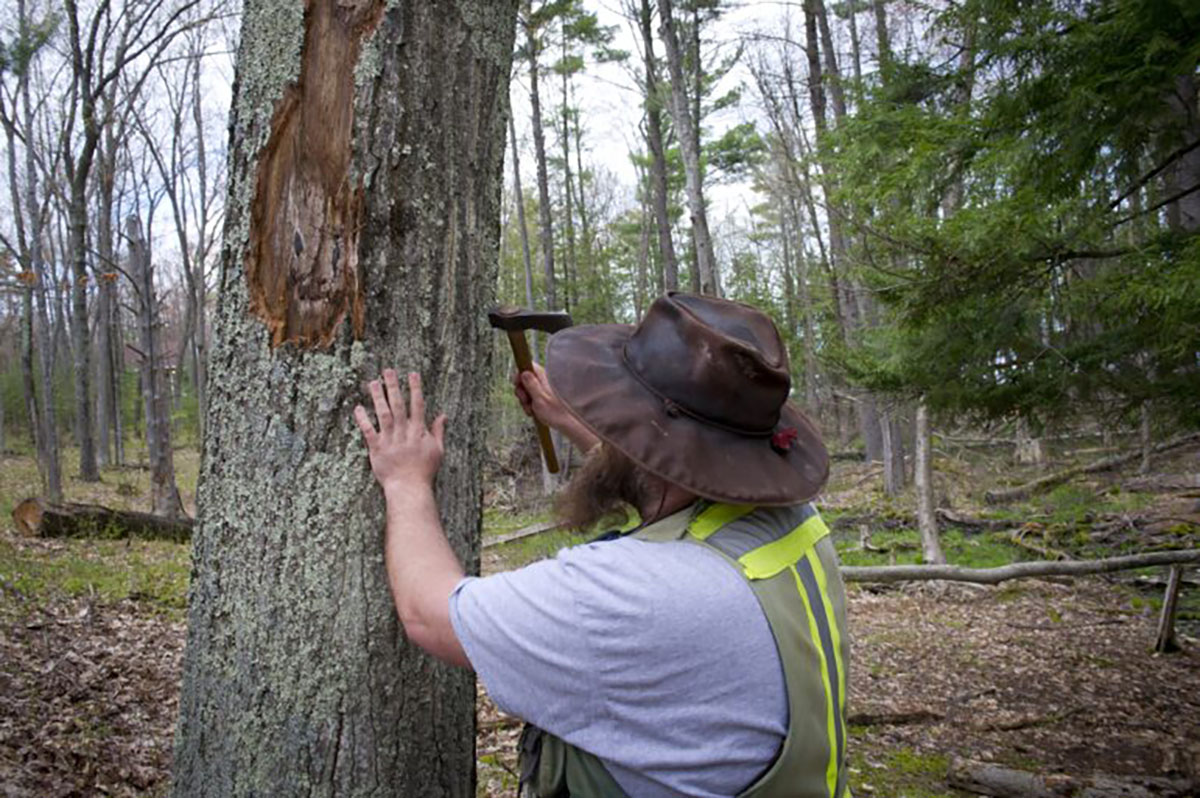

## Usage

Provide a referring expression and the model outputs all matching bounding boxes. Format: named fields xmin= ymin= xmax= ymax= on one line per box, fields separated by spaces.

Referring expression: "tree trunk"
xmin=558 ymin=34 xmax=578 ymax=312
xmin=638 ymin=0 xmax=678 ymax=292
xmin=914 ymin=402 xmax=945 ymax=564
xmin=1139 ymin=401 xmax=1152 ymax=475
xmin=14 ymin=1 xmax=63 ymax=502
xmin=658 ymin=0 xmax=718 ymax=295
xmin=127 ymin=216 xmax=182 ymax=519
xmin=67 ymin=177 xmax=99 ymax=481
xmin=526 ymin=21 xmax=558 ymax=311
xmin=172 ymin=2 xmax=517 ymax=795
xmin=880 ymin=408 xmax=905 ymax=495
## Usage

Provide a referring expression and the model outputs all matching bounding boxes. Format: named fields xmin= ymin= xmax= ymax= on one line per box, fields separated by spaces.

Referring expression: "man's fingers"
xmin=408 ymin=372 xmax=426 ymax=428
xmin=369 ymin=380 xmax=392 ymax=431
xmin=432 ymin=413 xmax=447 ymax=447
xmin=353 ymin=405 xmax=378 ymax=444
xmin=384 ymin=369 xmax=406 ymax=424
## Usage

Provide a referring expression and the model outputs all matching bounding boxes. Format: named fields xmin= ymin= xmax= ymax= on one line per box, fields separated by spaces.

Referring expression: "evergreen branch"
xmin=1108 ymin=138 xmax=1200 ymax=211
xmin=1112 ymin=181 xmax=1200 ymax=228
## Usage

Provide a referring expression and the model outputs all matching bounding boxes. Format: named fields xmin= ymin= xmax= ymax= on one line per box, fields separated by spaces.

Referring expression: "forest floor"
xmin=1 ymin=438 xmax=1198 ymax=797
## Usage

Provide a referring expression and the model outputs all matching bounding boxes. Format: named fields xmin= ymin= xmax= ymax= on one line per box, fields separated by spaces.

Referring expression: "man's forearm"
xmin=382 ymin=483 xmax=470 ymax=667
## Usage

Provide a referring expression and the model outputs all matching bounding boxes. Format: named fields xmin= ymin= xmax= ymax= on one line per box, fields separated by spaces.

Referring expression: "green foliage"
xmin=826 ymin=0 xmax=1200 ymax=426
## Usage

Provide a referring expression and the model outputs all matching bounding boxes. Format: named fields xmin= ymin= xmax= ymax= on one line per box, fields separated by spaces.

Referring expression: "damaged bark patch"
xmin=246 ymin=0 xmax=385 ymax=348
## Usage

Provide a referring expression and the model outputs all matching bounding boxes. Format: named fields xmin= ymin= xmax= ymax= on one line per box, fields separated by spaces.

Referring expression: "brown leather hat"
xmin=546 ymin=292 xmax=829 ymax=506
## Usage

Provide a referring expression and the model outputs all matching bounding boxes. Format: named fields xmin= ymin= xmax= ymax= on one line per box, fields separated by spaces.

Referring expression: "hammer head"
xmin=488 ymin=305 xmax=573 ymax=334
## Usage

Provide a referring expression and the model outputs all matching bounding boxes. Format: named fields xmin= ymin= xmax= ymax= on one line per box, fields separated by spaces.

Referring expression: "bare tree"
xmin=59 ymin=0 xmax=205 ymax=481
xmin=124 ymin=213 xmax=182 ymax=516
xmin=0 ymin=0 xmax=63 ymax=501
xmin=658 ymin=0 xmax=719 ymax=295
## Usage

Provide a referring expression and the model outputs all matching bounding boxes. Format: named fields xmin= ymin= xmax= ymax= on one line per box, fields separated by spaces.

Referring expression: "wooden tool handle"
xmin=505 ymin=330 xmax=560 ymax=473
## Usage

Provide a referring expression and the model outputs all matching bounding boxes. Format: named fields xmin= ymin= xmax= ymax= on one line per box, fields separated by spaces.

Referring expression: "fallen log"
xmin=841 ymin=549 xmax=1200 ymax=585
xmin=847 ymin=708 xmax=943 ymax=726
xmin=483 ymin=519 xmax=563 ymax=548
xmin=947 ymin=757 xmax=1197 ymax=798
xmin=984 ymin=432 xmax=1200 ymax=504
xmin=1123 ymin=473 xmax=1200 ymax=494
xmin=935 ymin=508 xmax=1014 ymax=531
xmin=1155 ymin=565 xmax=1184 ymax=654
xmin=11 ymin=498 xmax=192 ymax=542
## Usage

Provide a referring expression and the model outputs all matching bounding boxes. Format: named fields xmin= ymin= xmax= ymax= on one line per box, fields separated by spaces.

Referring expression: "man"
xmin=354 ymin=293 xmax=849 ymax=797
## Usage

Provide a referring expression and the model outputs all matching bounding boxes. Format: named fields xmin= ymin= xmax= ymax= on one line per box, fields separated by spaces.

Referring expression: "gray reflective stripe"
xmin=795 ymin=555 xmax=845 ymax=773
xmin=704 ymin=503 xmax=817 ymax=560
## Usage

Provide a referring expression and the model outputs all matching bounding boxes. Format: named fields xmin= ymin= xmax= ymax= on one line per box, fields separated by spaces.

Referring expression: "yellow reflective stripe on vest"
xmin=791 ymin=556 xmax=842 ymax=798
xmin=737 ymin=514 xmax=830 ymax=579
xmin=805 ymin=547 xmax=847 ymax=731
xmin=688 ymin=503 xmax=756 ymax=540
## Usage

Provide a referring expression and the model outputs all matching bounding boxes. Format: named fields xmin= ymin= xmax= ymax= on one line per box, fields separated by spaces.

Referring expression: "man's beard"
xmin=554 ymin=444 xmax=660 ymax=531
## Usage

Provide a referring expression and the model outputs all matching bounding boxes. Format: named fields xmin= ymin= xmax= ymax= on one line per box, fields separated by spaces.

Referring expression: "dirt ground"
xmin=3 ymin=556 xmax=1197 ymax=797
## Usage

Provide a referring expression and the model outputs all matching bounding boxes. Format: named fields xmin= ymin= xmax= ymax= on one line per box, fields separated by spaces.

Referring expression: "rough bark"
xmin=880 ymin=408 xmax=905 ymax=495
xmin=658 ymin=0 xmax=718 ymax=295
xmin=12 ymin=497 xmax=192 ymax=542
xmin=637 ymin=0 xmax=678 ymax=291
xmin=127 ymin=216 xmax=182 ymax=518
xmin=172 ymin=2 xmax=517 ymax=796
xmin=914 ymin=402 xmax=944 ymax=564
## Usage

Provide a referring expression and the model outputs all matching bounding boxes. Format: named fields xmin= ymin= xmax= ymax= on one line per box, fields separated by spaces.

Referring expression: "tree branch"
xmin=842 ymin=549 xmax=1200 ymax=585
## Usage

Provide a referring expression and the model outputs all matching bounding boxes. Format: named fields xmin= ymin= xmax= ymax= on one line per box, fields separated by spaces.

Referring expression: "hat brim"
xmin=546 ymin=324 xmax=830 ymax=507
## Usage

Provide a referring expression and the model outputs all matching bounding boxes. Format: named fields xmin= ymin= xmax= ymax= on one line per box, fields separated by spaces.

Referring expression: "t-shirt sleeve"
xmin=449 ymin=543 xmax=638 ymax=739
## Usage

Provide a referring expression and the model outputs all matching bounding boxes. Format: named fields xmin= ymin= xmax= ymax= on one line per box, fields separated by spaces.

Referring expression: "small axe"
xmin=488 ymin=306 xmax=573 ymax=472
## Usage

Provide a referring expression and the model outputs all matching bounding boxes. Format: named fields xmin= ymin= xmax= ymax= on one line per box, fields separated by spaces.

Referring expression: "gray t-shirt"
xmin=449 ymin=527 xmax=788 ymax=797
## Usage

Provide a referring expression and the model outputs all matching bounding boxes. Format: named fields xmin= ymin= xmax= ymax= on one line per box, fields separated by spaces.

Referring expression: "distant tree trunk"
xmin=914 ymin=401 xmax=945 ymax=564
xmin=558 ymin=34 xmax=578 ymax=312
xmin=94 ymin=114 xmax=120 ymax=468
xmin=1139 ymin=402 xmax=1152 ymax=475
xmin=126 ymin=216 xmax=182 ymax=518
xmin=659 ymin=0 xmax=718 ymax=295
xmin=172 ymin=2 xmax=516 ymax=795
xmin=509 ymin=112 xmax=537 ymax=319
xmin=638 ymin=0 xmax=678 ymax=292
xmin=1165 ymin=75 xmax=1200 ymax=232
xmin=9 ymin=2 xmax=63 ymax=501
xmin=526 ymin=20 xmax=558 ymax=312
xmin=880 ymin=408 xmax=905 ymax=495
xmin=1015 ymin=417 xmax=1047 ymax=467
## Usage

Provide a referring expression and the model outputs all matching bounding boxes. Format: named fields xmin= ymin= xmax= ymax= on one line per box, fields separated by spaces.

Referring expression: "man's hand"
xmin=514 ymin=363 xmax=600 ymax=453
xmin=355 ymin=369 xmax=447 ymax=496
xmin=353 ymin=368 xmax=468 ymax=669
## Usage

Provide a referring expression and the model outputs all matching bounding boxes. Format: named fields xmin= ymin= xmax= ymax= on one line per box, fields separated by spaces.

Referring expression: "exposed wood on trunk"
xmin=1154 ymin=565 xmax=1184 ymax=654
xmin=984 ymin=432 xmax=1200 ymax=504
xmin=947 ymin=757 xmax=1198 ymax=798
xmin=12 ymin=498 xmax=192 ymax=542
xmin=841 ymin=548 xmax=1200 ymax=585
xmin=245 ymin=0 xmax=382 ymax=348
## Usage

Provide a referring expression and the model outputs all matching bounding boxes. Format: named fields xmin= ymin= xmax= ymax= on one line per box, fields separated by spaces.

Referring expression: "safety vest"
xmin=519 ymin=502 xmax=851 ymax=798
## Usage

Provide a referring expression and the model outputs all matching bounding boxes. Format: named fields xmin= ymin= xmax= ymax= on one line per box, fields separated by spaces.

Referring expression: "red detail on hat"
xmin=771 ymin=426 xmax=799 ymax=454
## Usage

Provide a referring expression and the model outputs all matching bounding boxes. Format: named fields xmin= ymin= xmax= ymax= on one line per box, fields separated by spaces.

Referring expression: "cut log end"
xmin=9 ymin=497 xmax=193 ymax=542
